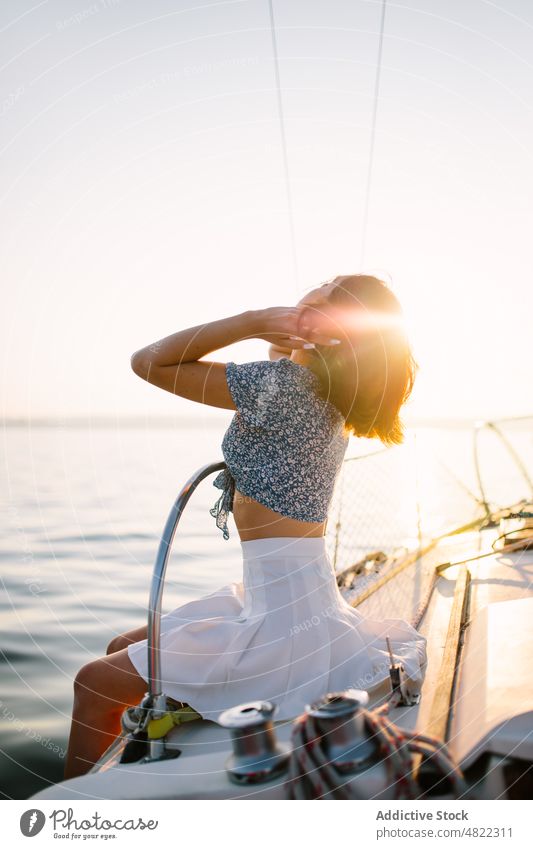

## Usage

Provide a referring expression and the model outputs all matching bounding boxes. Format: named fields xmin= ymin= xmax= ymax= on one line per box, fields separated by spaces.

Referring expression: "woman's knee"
xmin=73 ymin=651 xmax=147 ymax=713
xmin=106 ymin=634 xmax=131 ymax=655
xmin=73 ymin=657 xmax=134 ymax=714
xmin=106 ymin=625 xmax=147 ymax=656
xmin=73 ymin=659 xmax=108 ymax=705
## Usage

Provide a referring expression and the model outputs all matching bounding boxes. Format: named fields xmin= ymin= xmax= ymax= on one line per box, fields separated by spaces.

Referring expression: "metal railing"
xmin=473 ymin=417 xmax=533 ymax=522
xmin=146 ymin=459 xmax=226 ymax=700
xmin=131 ymin=459 xmax=225 ymax=762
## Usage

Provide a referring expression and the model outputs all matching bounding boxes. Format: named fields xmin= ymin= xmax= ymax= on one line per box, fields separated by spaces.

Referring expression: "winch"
xmin=218 ymin=701 xmax=291 ymax=785
xmin=305 ymin=689 xmax=377 ymax=772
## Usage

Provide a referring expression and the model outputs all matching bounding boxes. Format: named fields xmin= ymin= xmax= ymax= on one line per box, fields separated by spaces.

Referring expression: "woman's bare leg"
xmin=105 ymin=624 xmax=148 ymax=655
xmin=64 ymin=648 xmax=148 ymax=780
xmin=105 ymin=626 xmax=187 ymax=705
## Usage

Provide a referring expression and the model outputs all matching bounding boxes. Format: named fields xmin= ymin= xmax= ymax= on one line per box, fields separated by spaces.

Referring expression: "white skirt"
xmin=127 ymin=536 xmax=427 ymax=722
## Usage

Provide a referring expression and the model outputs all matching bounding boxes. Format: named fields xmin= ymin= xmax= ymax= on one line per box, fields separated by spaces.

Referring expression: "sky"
xmin=1 ymin=0 xmax=532 ymax=423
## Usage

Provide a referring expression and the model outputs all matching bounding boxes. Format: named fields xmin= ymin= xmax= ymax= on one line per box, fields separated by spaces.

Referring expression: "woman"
xmin=64 ymin=274 xmax=427 ymax=779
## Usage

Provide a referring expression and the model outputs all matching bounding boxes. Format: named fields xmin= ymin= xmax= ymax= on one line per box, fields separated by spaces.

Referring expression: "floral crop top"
xmin=210 ymin=357 xmax=350 ymax=539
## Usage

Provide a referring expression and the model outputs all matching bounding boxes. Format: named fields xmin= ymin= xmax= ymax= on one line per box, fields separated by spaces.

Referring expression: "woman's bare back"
xmin=232 ymin=486 xmax=326 ymax=541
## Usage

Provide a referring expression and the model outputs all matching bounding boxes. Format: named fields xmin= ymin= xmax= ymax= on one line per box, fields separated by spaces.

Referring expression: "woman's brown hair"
xmin=303 ymin=275 xmax=418 ymax=446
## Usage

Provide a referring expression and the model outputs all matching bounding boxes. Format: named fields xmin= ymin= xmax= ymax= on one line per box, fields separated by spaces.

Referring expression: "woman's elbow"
xmin=130 ymin=350 xmax=151 ymax=378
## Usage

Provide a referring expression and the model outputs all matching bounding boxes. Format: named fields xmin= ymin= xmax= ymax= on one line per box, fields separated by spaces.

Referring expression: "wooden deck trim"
xmin=425 ymin=566 xmax=472 ymax=743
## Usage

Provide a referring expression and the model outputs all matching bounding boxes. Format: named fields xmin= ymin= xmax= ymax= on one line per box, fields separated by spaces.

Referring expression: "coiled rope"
xmin=285 ymin=707 xmax=467 ymax=800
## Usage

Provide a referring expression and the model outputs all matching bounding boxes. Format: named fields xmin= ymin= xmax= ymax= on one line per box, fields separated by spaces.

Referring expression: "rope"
xmin=491 ymin=524 xmax=533 ymax=553
xmin=286 ymin=714 xmax=355 ymax=800
xmin=285 ymin=708 xmax=467 ymax=800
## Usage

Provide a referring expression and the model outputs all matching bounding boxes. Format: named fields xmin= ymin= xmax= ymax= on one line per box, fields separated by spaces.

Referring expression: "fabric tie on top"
xmin=210 ymin=467 xmax=235 ymax=540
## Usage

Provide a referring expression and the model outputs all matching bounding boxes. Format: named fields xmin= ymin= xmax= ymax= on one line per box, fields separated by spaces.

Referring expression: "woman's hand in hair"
xmin=295 ymin=279 xmax=341 ymax=309
xmin=253 ymin=306 xmax=342 ymax=349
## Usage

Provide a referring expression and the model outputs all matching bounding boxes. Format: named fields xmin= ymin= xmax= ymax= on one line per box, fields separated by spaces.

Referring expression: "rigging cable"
xmin=360 ymin=0 xmax=388 ymax=267
xmin=267 ymin=0 xmax=299 ymax=288
xmin=473 ymin=418 xmax=533 ymax=521
xmin=268 ymin=0 xmax=389 ymax=282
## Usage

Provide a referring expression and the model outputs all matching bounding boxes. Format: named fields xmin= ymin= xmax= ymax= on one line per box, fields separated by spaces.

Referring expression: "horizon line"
xmin=2 ymin=413 xmax=525 ymax=430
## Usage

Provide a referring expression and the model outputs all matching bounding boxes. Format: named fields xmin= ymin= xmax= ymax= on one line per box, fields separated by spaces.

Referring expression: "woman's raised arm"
xmin=129 ymin=307 xmax=340 ymax=409
xmin=130 ymin=311 xmax=266 ymax=410
xmin=131 ymin=310 xmax=261 ymax=371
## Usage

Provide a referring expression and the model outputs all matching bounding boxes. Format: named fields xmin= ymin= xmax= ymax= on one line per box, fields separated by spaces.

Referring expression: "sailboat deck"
xmin=31 ymin=523 xmax=533 ymax=799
